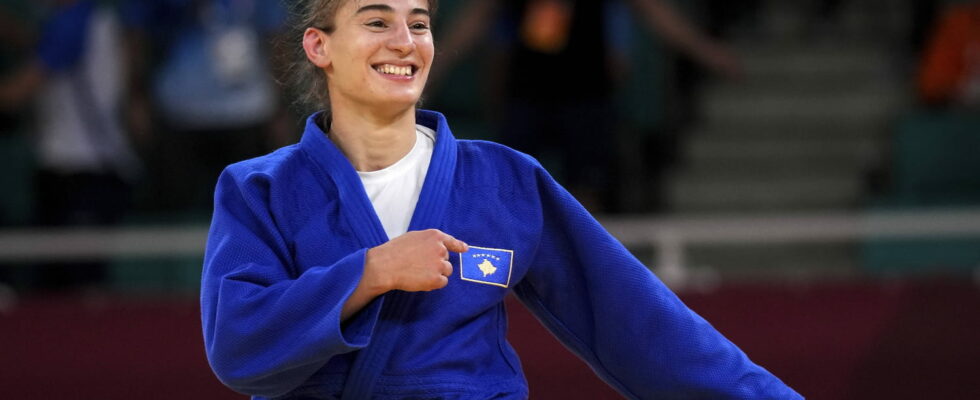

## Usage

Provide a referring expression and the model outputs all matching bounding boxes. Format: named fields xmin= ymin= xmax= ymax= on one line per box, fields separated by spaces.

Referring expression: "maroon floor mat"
xmin=1 ymin=280 xmax=977 ymax=399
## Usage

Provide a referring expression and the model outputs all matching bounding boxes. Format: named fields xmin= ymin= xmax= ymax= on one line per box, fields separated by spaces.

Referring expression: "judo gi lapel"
xmin=299 ymin=113 xmax=389 ymax=249
xmin=299 ymin=110 xmax=458 ymax=398
xmin=407 ymin=110 xmax=457 ymax=232
xmin=343 ymin=110 xmax=457 ymax=399
xmin=298 ymin=110 xmax=457 ymax=246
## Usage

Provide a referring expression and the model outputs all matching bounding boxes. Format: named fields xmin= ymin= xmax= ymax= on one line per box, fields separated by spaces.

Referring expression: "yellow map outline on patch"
xmin=460 ymin=245 xmax=514 ymax=288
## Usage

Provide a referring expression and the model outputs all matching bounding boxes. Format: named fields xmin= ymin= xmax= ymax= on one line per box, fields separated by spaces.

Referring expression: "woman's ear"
xmin=303 ymin=28 xmax=331 ymax=68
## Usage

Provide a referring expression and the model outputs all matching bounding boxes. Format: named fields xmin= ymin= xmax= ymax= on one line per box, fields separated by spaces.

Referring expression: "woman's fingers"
xmin=440 ymin=232 xmax=469 ymax=254
xmin=371 ymin=229 xmax=469 ymax=292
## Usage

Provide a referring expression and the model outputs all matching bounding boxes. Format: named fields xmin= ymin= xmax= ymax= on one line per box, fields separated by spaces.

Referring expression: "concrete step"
xmin=675 ymin=158 xmax=869 ymax=181
xmin=667 ymin=173 xmax=864 ymax=213
xmin=692 ymin=118 xmax=888 ymax=141
xmin=707 ymin=80 xmax=898 ymax=103
xmin=672 ymin=165 xmax=865 ymax=183
xmin=735 ymin=45 xmax=892 ymax=80
xmin=702 ymin=89 xmax=906 ymax=126
xmin=739 ymin=0 xmax=909 ymax=43
xmin=683 ymin=134 xmax=880 ymax=168
xmin=706 ymin=74 xmax=899 ymax=102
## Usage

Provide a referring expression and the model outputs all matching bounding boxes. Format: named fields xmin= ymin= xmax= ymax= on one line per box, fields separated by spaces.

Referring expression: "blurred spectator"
xmin=0 ymin=0 xmax=139 ymax=290
xmin=702 ymin=0 xmax=761 ymax=39
xmin=0 ymin=3 xmax=40 ymax=115
xmin=121 ymin=0 xmax=289 ymax=212
xmin=804 ymin=0 xmax=843 ymax=38
xmin=0 ymin=8 xmax=33 ymax=50
xmin=433 ymin=0 xmax=740 ymax=212
xmin=916 ymin=1 xmax=980 ymax=108
xmin=0 ymin=1 xmax=39 ymax=291
xmin=0 ymin=1 xmax=39 ymax=146
xmin=908 ymin=0 xmax=942 ymax=57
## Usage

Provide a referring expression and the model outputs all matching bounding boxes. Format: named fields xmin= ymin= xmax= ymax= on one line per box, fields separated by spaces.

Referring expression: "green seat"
xmin=108 ymin=257 xmax=203 ymax=293
xmin=863 ymin=111 xmax=980 ymax=276
xmin=0 ymin=133 xmax=35 ymax=226
xmin=889 ymin=111 xmax=980 ymax=206
xmin=107 ymin=212 xmax=210 ymax=293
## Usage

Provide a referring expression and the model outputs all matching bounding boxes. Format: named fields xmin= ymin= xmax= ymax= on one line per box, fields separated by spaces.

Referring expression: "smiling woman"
xmin=199 ymin=0 xmax=803 ymax=399
xmin=287 ymin=0 xmax=438 ymax=120
xmin=304 ymin=1 xmax=433 ymax=121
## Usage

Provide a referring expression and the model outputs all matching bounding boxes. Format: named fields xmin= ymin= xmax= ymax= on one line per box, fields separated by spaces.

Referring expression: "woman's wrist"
xmin=362 ymin=247 xmax=393 ymax=296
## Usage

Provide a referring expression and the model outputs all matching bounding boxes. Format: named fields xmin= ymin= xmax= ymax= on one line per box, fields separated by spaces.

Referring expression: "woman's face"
xmin=316 ymin=0 xmax=434 ymax=113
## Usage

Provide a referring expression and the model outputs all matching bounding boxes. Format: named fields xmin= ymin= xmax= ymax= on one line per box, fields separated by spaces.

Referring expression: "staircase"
xmin=663 ymin=0 xmax=911 ymax=279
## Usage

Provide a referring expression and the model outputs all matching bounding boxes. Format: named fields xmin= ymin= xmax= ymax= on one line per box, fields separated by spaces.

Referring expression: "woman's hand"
xmin=342 ymin=229 xmax=468 ymax=321
xmin=365 ymin=229 xmax=469 ymax=293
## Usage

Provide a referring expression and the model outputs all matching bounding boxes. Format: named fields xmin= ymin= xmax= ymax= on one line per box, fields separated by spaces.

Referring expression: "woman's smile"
xmin=372 ymin=63 xmax=419 ymax=78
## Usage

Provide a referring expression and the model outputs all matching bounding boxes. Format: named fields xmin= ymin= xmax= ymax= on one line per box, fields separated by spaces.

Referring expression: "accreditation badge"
xmin=460 ymin=246 xmax=514 ymax=288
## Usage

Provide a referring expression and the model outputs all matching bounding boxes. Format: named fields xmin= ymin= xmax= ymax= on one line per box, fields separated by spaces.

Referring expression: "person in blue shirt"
xmin=120 ymin=0 xmax=290 ymax=211
xmin=201 ymin=0 xmax=803 ymax=398
xmin=0 ymin=0 xmax=138 ymax=290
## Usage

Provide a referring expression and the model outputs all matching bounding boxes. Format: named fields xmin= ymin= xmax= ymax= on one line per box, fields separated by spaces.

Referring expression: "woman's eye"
xmin=365 ymin=20 xmax=387 ymax=28
xmin=410 ymin=22 xmax=430 ymax=31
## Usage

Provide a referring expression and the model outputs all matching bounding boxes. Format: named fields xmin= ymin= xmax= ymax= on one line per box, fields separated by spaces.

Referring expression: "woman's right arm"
xmin=202 ymin=167 xmax=467 ymax=397
xmin=201 ymin=169 xmax=382 ymax=397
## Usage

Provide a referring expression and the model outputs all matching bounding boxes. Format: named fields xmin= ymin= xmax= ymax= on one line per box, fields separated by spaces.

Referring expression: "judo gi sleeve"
xmin=512 ymin=167 xmax=803 ymax=399
xmin=201 ymin=168 xmax=383 ymax=397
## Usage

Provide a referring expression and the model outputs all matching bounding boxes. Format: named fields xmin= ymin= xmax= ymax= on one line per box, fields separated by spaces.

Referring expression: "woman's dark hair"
xmin=282 ymin=0 xmax=439 ymax=116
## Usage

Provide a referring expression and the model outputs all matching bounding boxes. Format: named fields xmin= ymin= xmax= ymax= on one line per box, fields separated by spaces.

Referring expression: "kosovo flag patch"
xmin=460 ymin=246 xmax=514 ymax=288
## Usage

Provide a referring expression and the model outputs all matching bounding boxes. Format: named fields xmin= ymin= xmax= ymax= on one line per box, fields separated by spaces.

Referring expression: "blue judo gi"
xmin=201 ymin=110 xmax=803 ymax=399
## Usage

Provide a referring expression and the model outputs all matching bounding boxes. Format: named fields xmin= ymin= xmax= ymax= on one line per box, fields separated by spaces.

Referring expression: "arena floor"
xmin=2 ymin=279 xmax=978 ymax=399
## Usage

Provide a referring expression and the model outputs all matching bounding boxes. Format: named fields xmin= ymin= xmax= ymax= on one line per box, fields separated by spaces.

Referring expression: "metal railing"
xmin=3 ymin=208 xmax=980 ymax=287
xmin=603 ymin=208 xmax=980 ymax=287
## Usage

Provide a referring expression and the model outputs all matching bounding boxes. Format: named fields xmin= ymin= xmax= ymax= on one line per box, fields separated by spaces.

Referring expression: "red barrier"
xmin=2 ymin=280 xmax=978 ymax=399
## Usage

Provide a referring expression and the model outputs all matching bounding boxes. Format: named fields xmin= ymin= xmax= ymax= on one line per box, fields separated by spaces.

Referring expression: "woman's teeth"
xmin=375 ymin=64 xmax=413 ymax=76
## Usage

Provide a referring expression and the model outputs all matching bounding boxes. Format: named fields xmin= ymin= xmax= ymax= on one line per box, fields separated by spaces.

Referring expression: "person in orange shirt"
xmin=917 ymin=1 xmax=980 ymax=107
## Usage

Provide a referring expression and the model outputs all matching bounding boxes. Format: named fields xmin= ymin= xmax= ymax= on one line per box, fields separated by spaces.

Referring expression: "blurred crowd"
xmin=0 ymin=0 xmax=979 ymax=292
xmin=0 ymin=0 xmax=745 ymax=234
xmin=0 ymin=0 xmax=293 ymax=291
xmin=0 ymin=0 xmax=292 ymax=222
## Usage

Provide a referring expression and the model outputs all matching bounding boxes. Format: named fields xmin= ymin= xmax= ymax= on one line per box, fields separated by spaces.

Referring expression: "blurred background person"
xmin=916 ymin=0 xmax=980 ymax=108
xmin=431 ymin=0 xmax=741 ymax=213
xmin=0 ymin=1 xmax=40 ymax=227
xmin=121 ymin=0 xmax=290 ymax=214
xmin=0 ymin=0 xmax=40 ymax=298
xmin=0 ymin=0 xmax=139 ymax=291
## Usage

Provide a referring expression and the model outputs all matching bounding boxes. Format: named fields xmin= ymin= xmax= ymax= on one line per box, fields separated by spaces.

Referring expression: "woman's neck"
xmin=327 ymin=105 xmax=418 ymax=172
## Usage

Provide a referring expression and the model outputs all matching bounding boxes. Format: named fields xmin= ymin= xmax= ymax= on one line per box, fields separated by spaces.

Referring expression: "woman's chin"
xmin=332 ymin=88 xmax=424 ymax=115
xmin=373 ymin=94 xmax=424 ymax=111
xmin=350 ymin=98 xmax=420 ymax=118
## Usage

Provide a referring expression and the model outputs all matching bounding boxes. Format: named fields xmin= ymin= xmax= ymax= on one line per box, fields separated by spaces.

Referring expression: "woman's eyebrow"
xmin=355 ymin=4 xmax=430 ymax=16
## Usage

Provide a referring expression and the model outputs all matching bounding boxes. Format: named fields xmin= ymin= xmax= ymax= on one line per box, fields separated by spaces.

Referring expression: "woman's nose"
xmin=386 ymin=23 xmax=415 ymax=54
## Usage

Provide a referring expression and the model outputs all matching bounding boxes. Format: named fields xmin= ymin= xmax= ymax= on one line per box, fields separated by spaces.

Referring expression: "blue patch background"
xmin=460 ymin=246 xmax=513 ymax=287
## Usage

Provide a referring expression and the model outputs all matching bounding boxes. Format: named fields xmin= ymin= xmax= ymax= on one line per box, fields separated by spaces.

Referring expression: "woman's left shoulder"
xmin=456 ymin=139 xmax=542 ymax=171
xmin=454 ymin=139 xmax=545 ymax=187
